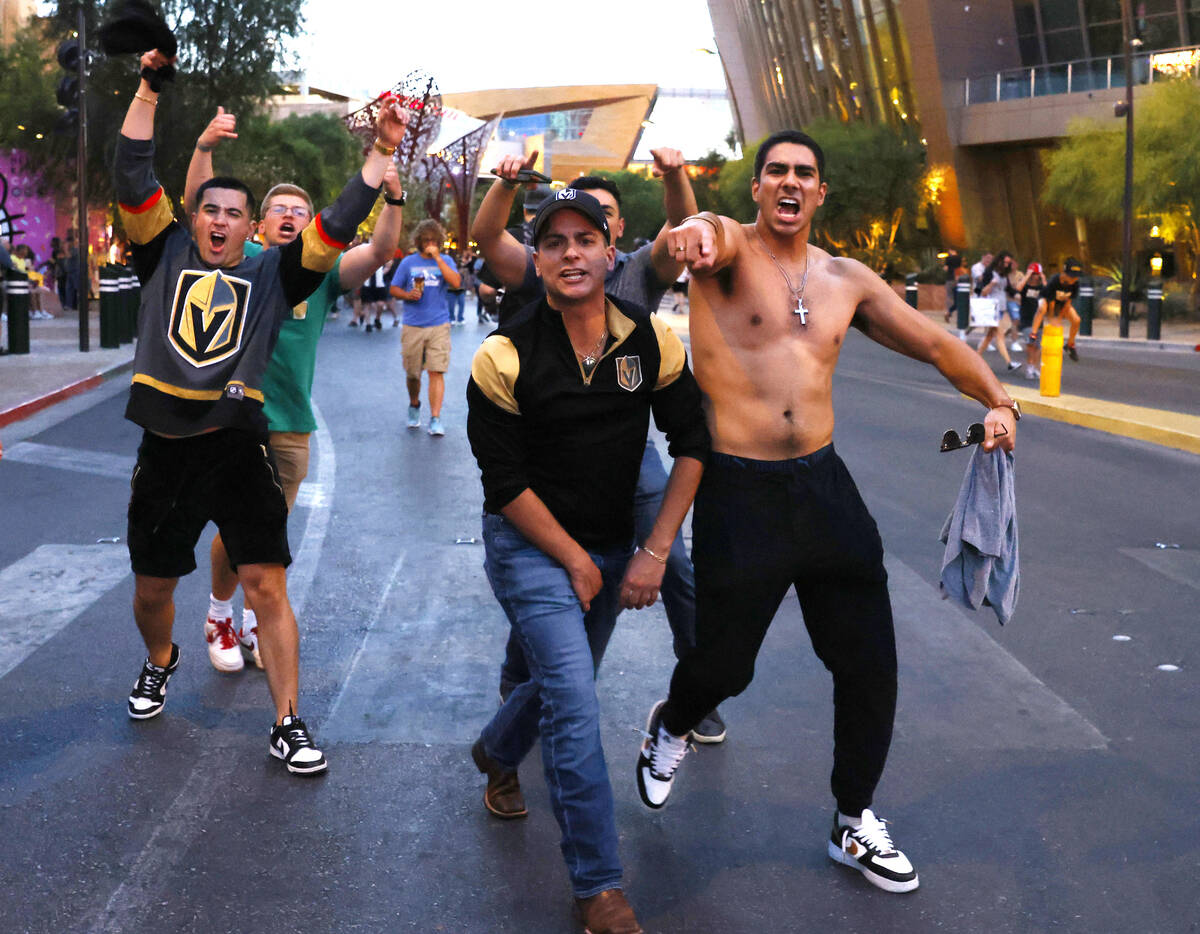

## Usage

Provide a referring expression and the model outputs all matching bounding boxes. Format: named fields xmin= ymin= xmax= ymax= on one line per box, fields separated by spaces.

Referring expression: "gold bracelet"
xmin=134 ymin=93 xmax=157 ymax=106
xmin=638 ymin=545 xmax=668 ymax=565
xmin=372 ymin=139 xmax=395 ymax=157
xmin=682 ymin=211 xmax=725 ymax=255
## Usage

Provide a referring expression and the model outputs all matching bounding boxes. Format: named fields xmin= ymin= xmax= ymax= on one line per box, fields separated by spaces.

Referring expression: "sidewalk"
xmin=0 ymin=304 xmax=134 ymax=430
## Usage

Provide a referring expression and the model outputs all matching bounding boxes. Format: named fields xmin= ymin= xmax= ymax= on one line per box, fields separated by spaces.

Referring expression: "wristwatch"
xmin=993 ymin=399 xmax=1022 ymax=421
xmin=384 ymin=191 xmax=406 ymax=207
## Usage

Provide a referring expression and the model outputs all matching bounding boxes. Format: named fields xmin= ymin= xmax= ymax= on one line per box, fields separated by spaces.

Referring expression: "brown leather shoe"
xmin=471 ymin=738 xmax=527 ymax=819
xmin=576 ymin=889 xmax=642 ymax=934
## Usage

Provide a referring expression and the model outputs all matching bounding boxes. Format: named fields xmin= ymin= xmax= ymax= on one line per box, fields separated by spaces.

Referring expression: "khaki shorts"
xmin=268 ymin=431 xmax=311 ymax=511
xmin=401 ymin=323 xmax=451 ymax=377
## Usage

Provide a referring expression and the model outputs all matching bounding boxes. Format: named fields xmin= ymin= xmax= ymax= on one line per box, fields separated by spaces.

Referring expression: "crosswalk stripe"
xmin=1 ymin=441 xmax=135 ymax=480
xmin=0 ymin=544 xmax=130 ymax=680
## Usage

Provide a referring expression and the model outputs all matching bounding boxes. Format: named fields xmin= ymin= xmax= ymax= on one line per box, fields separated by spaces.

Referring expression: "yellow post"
xmin=1040 ymin=324 xmax=1063 ymax=397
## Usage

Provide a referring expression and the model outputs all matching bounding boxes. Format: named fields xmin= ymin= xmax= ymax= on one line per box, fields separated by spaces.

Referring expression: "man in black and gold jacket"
xmin=466 ymin=189 xmax=709 ymax=934
xmin=119 ymin=50 xmax=408 ymax=777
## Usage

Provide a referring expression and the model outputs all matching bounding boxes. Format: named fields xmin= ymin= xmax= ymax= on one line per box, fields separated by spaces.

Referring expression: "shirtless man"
xmin=634 ymin=130 xmax=1020 ymax=894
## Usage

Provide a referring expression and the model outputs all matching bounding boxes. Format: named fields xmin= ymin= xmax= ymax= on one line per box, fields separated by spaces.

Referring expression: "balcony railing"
xmin=964 ymin=45 xmax=1200 ymax=106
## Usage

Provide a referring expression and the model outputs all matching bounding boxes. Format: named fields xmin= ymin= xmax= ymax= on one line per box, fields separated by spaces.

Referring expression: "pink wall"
xmin=0 ymin=149 xmax=60 ymax=265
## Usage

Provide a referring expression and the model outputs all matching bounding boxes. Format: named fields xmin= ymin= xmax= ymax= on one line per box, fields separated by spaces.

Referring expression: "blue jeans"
xmin=478 ymin=513 xmax=630 ymax=897
xmin=448 ymin=290 xmax=465 ymax=322
xmin=500 ymin=441 xmax=697 ymax=687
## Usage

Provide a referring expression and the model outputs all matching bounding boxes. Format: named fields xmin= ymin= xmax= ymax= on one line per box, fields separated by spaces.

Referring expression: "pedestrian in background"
xmin=389 ymin=219 xmax=460 ymax=436
xmin=975 ymin=251 xmax=1021 ymax=371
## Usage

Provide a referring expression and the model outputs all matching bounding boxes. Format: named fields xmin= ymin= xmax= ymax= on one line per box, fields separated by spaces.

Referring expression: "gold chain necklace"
xmin=756 ymin=230 xmax=811 ymax=325
xmin=575 ymin=327 xmax=609 ymax=369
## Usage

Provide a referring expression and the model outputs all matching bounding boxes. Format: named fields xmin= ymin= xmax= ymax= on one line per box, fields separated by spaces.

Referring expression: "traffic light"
xmin=55 ymin=39 xmax=82 ymax=135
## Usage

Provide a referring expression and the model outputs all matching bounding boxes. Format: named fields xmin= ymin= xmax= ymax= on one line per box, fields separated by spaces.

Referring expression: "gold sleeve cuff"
xmin=651 ymin=314 xmax=686 ymax=389
xmin=471 ymin=335 xmax=521 ymax=415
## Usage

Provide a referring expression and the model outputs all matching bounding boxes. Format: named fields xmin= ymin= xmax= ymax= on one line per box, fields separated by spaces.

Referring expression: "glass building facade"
xmin=726 ymin=0 xmax=918 ymax=131
xmin=1013 ymin=0 xmax=1200 ymax=65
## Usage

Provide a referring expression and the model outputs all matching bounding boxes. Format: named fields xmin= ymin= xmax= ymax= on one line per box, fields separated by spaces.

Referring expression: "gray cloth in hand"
xmin=939 ymin=445 xmax=1019 ymax=624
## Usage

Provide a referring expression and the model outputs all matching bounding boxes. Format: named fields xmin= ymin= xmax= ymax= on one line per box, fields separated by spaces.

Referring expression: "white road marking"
xmin=1120 ymin=547 xmax=1200 ymax=592
xmin=0 ymin=544 xmax=130 ymax=680
xmin=1 ymin=441 xmax=135 ymax=480
xmin=86 ymin=406 xmax=336 ymax=932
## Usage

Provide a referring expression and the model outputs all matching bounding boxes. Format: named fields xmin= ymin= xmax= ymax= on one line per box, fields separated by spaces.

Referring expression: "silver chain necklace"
xmin=756 ymin=230 xmax=811 ymax=325
xmin=576 ymin=327 xmax=608 ymax=369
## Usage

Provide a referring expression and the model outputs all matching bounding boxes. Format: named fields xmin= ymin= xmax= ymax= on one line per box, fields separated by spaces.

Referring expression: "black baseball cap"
xmin=1063 ymin=257 xmax=1083 ymax=275
xmin=532 ymin=189 xmax=611 ymax=247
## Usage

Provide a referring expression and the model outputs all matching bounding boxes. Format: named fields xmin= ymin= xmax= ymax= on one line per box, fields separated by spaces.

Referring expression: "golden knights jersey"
xmin=115 ymin=135 xmax=378 ymax=436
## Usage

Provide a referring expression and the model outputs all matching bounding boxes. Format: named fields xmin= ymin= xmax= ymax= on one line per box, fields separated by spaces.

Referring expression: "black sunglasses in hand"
xmin=940 ymin=422 xmax=1009 ymax=452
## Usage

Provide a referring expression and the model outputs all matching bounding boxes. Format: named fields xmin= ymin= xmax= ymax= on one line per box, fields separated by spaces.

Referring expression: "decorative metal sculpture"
xmin=342 ymin=70 xmax=443 ymax=171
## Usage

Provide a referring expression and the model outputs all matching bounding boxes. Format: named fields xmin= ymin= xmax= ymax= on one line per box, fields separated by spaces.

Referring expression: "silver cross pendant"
xmin=794 ymin=299 xmax=809 ymax=325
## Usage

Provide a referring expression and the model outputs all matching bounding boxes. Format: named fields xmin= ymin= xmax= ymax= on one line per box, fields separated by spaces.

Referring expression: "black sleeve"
xmin=651 ymin=360 xmax=710 ymax=465
xmin=466 ymin=378 xmax=531 ymax=512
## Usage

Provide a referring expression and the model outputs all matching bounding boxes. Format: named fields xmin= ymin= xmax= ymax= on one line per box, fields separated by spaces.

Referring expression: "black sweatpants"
xmin=661 ymin=445 xmax=897 ymax=815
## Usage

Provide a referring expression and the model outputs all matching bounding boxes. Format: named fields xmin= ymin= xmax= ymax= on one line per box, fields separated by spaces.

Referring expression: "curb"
xmin=939 ymin=323 xmax=1199 ymax=354
xmin=1006 ymin=385 xmax=1200 ymax=456
xmin=0 ymin=358 xmax=133 ymax=431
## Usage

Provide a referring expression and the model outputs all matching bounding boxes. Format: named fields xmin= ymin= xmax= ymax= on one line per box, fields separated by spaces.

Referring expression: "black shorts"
xmin=127 ymin=429 xmax=292 ymax=578
xmin=360 ymin=285 xmax=389 ymax=303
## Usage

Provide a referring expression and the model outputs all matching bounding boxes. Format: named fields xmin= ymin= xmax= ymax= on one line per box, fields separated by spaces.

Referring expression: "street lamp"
xmin=1116 ymin=0 xmax=1142 ymax=339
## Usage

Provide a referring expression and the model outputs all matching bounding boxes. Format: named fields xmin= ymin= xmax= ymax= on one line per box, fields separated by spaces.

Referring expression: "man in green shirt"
xmin=184 ymin=108 xmax=406 ymax=671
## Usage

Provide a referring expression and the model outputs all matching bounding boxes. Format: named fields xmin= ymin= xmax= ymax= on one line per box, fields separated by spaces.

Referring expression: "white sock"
xmin=241 ymin=608 xmax=257 ymax=635
xmin=208 ymin=594 xmax=234 ymax=620
xmin=839 ymin=810 xmax=863 ymax=829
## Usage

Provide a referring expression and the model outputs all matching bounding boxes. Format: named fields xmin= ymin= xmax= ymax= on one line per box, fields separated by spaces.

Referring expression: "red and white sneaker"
xmin=240 ymin=617 xmax=263 ymax=669
xmin=204 ymin=615 xmax=244 ymax=672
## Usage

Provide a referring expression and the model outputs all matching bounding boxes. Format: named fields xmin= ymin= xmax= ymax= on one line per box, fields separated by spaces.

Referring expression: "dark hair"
xmin=986 ymin=250 xmax=1013 ymax=275
xmin=567 ymin=175 xmax=622 ymax=210
xmin=196 ymin=176 xmax=258 ymax=218
xmin=754 ymin=130 xmax=826 ymax=181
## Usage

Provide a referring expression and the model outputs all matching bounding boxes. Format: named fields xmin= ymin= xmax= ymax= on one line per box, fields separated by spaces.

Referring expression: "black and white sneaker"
xmin=269 ymin=711 xmax=327 ymax=775
xmin=635 ymin=700 xmax=691 ymax=809
xmin=828 ymin=808 xmax=919 ymax=893
xmin=128 ymin=644 xmax=180 ymax=719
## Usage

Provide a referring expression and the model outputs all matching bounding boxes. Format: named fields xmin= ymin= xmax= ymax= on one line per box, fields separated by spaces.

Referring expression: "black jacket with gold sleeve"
xmin=466 ymin=295 xmax=710 ymax=551
xmin=115 ymin=134 xmax=378 ymax=436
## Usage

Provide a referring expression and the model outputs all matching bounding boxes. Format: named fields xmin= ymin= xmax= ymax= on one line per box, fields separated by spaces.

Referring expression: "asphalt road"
xmin=1 ymin=308 xmax=1197 ymax=933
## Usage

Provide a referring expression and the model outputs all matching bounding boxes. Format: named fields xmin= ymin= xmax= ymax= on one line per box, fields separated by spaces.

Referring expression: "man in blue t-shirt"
xmin=390 ymin=219 xmax=461 ymax=436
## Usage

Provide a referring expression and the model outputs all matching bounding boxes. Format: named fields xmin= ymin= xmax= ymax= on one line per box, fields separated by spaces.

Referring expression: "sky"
xmin=297 ymin=0 xmax=727 ymax=98
xmin=295 ymin=0 xmax=736 ymax=158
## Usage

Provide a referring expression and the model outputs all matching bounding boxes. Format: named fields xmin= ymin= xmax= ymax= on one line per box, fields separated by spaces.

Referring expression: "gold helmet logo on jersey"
xmin=168 ymin=269 xmax=252 ymax=367
xmin=616 ymin=355 xmax=643 ymax=392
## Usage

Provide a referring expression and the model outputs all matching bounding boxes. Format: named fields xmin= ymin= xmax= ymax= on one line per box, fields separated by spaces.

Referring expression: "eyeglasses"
xmin=940 ymin=423 xmax=985 ymax=452
xmin=268 ymin=205 xmax=312 ymax=219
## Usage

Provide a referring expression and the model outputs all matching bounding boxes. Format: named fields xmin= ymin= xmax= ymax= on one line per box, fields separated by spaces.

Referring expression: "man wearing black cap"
xmin=466 ymin=189 xmax=709 ymax=934
xmin=1028 ymin=257 xmax=1083 ymax=368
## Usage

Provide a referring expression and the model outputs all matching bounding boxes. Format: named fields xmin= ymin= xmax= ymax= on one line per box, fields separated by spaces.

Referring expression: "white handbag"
xmin=969 ymin=296 xmax=1000 ymax=327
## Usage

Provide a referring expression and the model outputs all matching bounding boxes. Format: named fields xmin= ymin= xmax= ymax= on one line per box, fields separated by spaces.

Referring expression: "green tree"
xmin=37 ymin=0 xmax=304 ymax=210
xmin=1043 ymin=78 xmax=1200 ymax=303
xmin=590 ymin=168 xmax=670 ymax=251
xmin=0 ymin=18 xmax=75 ymax=190
xmin=713 ymin=123 xmax=926 ymax=273
xmin=215 ymin=113 xmax=361 ymax=214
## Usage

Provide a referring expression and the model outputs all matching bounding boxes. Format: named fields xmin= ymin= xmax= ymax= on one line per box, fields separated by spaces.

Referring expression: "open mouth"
xmin=209 ymin=231 xmax=227 ymax=252
xmin=777 ymin=198 xmax=800 ymax=219
xmin=560 ymin=268 xmax=588 ymax=283
xmin=279 ymin=222 xmax=297 ymax=238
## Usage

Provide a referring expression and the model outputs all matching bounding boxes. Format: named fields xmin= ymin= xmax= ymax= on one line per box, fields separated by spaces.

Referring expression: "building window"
xmin=1039 ymin=0 xmax=1080 ymax=31
xmin=1043 ymin=27 xmax=1086 ymax=61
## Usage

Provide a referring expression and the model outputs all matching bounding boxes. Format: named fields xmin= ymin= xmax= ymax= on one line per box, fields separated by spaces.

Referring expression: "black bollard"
xmin=1146 ymin=278 xmax=1163 ymax=341
xmin=1077 ymin=277 xmax=1094 ymax=336
xmin=99 ymin=265 xmax=120 ymax=349
xmin=955 ymin=274 xmax=971 ymax=333
xmin=5 ymin=269 xmax=31 ymax=354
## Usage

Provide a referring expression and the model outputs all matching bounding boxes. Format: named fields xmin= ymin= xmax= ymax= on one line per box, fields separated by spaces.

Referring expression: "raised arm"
xmin=338 ymin=160 xmax=405 ymax=290
xmin=852 ymin=264 xmax=1018 ymax=452
xmin=648 ymin=147 xmax=699 ymax=286
xmin=665 ymin=212 xmax=747 ymax=277
xmin=469 ymin=152 xmax=539 ymax=288
xmin=184 ymin=107 xmax=238 ymax=214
